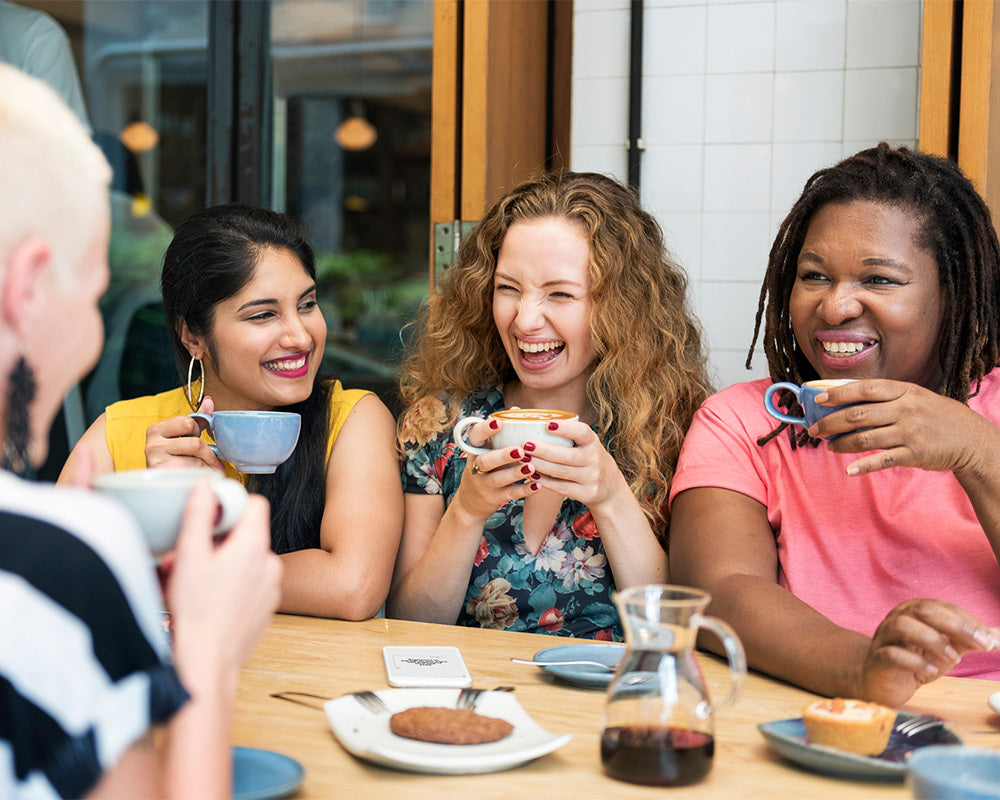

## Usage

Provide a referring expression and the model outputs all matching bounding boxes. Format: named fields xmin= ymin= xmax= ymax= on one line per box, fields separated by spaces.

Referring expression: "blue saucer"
xmin=531 ymin=643 xmax=626 ymax=688
xmin=232 ymin=746 xmax=304 ymax=800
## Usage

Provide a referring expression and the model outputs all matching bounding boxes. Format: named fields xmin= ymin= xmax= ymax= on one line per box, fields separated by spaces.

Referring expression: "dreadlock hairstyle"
xmin=749 ymin=143 xmax=1000 ymax=449
xmin=162 ymin=203 xmax=332 ymax=554
xmin=397 ymin=171 xmax=713 ymax=536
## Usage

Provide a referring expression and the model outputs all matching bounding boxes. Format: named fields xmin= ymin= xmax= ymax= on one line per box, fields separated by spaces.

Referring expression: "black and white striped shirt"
xmin=0 ymin=472 xmax=188 ymax=799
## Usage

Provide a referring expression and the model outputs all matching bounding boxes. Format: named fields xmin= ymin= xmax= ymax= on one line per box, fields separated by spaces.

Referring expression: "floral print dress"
xmin=400 ymin=387 xmax=622 ymax=640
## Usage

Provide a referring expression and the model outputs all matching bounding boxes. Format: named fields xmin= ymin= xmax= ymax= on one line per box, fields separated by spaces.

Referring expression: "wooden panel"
xmin=461 ymin=0 xmax=550 ymax=219
xmin=430 ymin=0 xmax=461 ymax=225
xmin=918 ymin=0 xmax=956 ymax=157
xmin=958 ymin=0 xmax=1000 ymax=219
xmin=549 ymin=0 xmax=573 ymax=172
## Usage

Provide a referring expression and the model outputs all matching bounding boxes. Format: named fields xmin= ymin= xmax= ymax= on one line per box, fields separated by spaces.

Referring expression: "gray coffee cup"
xmin=94 ymin=467 xmax=248 ymax=556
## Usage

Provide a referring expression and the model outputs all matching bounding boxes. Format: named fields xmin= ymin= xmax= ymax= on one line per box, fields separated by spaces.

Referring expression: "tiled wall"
xmin=570 ymin=0 xmax=922 ymax=389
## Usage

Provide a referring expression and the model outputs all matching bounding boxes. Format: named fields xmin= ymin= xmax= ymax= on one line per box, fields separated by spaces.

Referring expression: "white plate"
xmin=324 ymin=688 xmax=572 ymax=774
xmin=989 ymin=691 xmax=1000 ymax=716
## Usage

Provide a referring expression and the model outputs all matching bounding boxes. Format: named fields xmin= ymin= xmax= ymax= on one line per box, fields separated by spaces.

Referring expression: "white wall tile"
xmin=644 ymin=5 xmax=707 ymax=76
xmin=703 ymin=143 xmax=772 ymax=211
xmin=845 ymin=0 xmax=921 ymax=68
xmin=773 ymin=70 xmax=843 ymax=142
xmin=775 ymin=0 xmax=846 ymax=71
xmin=645 ymin=0 xmax=706 ymax=7
xmin=571 ymin=76 xmax=629 ymax=147
xmin=575 ymin=0 xmax=630 ymax=11
xmin=641 ymin=144 xmax=705 ymax=213
xmin=573 ymin=9 xmax=630 ymax=79
xmin=644 ymin=75 xmax=705 ymax=144
xmin=842 ymin=67 xmax=918 ymax=140
xmin=705 ymin=73 xmax=774 ymax=142
xmin=701 ymin=212 xmax=771 ymax=282
xmin=652 ymin=211 xmax=704 ymax=278
xmin=710 ymin=349 xmax=770 ymax=389
xmin=569 ymin=146 xmax=628 ymax=183
xmin=696 ymin=280 xmax=765 ymax=351
xmin=771 ymin=141 xmax=843 ymax=217
xmin=841 ymin=137 xmax=916 ymax=158
xmin=706 ymin=1 xmax=775 ymax=73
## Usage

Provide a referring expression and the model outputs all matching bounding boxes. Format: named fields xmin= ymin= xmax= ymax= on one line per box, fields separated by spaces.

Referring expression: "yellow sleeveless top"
xmin=104 ymin=380 xmax=371 ymax=482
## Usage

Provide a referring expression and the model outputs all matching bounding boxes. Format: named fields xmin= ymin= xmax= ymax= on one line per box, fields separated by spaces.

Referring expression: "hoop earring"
xmin=186 ymin=355 xmax=204 ymax=408
xmin=3 ymin=351 xmax=37 ymax=477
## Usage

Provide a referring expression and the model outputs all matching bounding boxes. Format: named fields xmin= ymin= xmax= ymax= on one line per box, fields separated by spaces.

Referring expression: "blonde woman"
xmin=389 ymin=172 xmax=711 ymax=638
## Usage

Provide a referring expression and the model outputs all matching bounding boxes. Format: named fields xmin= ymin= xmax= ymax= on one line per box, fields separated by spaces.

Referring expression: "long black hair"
xmin=161 ymin=203 xmax=331 ymax=552
xmin=749 ymin=143 xmax=1000 ymax=448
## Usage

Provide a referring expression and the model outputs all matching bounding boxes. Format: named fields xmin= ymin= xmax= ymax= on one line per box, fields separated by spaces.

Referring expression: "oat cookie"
xmin=389 ymin=705 xmax=514 ymax=744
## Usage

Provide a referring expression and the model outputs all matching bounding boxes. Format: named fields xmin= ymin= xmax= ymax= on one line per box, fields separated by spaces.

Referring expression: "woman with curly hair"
xmin=669 ymin=143 xmax=1000 ymax=707
xmin=388 ymin=171 xmax=711 ymax=639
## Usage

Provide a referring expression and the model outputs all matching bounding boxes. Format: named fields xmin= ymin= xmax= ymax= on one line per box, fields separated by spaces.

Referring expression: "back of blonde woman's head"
xmin=0 ymin=64 xmax=110 ymax=284
xmin=399 ymin=171 xmax=711 ymax=534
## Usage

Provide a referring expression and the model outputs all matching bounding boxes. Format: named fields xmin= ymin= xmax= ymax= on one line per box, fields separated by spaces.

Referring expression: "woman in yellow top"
xmin=61 ymin=204 xmax=403 ymax=619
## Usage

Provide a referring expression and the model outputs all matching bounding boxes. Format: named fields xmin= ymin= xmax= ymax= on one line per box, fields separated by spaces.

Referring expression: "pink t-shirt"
xmin=670 ymin=370 xmax=1000 ymax=680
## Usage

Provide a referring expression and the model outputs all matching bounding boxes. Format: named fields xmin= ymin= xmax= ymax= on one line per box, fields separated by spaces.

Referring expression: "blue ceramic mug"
xmin=189 ymin=410 xmax=301 ymax=474
xmin=763 ymin=379 xmax=856 ymax=435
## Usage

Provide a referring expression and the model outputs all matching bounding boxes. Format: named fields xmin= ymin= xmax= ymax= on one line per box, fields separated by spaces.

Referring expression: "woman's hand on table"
xmin=860 ymin=598 xmax=1000 ymax=706
xmin=810 ymin=379 xmax=1000 ymax=478
xmin=144 ymin=396 xmax=226 ymax=471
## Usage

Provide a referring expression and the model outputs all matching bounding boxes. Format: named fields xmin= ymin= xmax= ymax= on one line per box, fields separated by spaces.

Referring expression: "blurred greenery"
xmin=313 ymin=247 xmax=427 ymax=363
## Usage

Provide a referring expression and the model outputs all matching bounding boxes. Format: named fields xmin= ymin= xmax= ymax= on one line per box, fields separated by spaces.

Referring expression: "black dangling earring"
xmin=3 ymin=354 xmax=37 ymax=477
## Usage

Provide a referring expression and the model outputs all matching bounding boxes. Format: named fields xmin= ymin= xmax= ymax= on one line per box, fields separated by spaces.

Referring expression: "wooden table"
xmin=233 ymin=614 xmax=1000 ymax=799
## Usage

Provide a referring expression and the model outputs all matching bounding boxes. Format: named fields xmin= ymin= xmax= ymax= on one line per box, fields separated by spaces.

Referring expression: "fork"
xmin=351 ymin=690 xmax=390 ymax=715
xmin=456 ymin=687 xmax=484 ymax=709
xmin=456 ymin=685 xmax=516 ymax=710
xmin=895 ymin=714 xmax=946 ymax=737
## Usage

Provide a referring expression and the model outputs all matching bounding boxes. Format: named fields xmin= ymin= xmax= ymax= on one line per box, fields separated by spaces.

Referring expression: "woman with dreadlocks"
xmin=669 ymin=143 xmax=1000 ymax=706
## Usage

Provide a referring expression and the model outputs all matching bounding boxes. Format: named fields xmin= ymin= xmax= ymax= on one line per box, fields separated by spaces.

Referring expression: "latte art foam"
xmin=492 ymin=408 xmax=576 ymax=421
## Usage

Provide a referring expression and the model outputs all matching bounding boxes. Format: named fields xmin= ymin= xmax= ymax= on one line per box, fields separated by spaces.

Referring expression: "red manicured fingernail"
xmin=532 ymin=472 xmax=540 ymax=480
xmin=489 ymin=419 xmax=500 ymax=430
xmin=547 ymin=422 xmax=558 ymax=431
xmin=509 ymin=449 xmax=520 ymax=459
xmin=520 ymin=465 xmax=532 ymax=475
xmin=520 ymin=455 xmax=531 ymax=463
xmin=530 ymin=482 xmax=539 ymax=491
xmin=523 ymin=441 xmax=536 ymax=451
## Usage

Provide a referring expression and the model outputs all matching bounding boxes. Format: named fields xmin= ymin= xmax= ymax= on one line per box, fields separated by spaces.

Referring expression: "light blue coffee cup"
xmin=763 ymin=379 xmax=856 ymax=437
xmin=189 ymin=410 xmax=301 ymax=474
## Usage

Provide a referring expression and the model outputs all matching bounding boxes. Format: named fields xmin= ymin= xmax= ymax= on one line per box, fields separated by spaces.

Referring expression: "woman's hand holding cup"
xmin=452 ymin=409 xmax=576 ymax=516
xmin=145 ymin=396 xmax=226 ymax=472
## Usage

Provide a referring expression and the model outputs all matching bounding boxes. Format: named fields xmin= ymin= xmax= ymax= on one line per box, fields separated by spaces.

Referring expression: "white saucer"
xmin=324 ymin=687 xmax=571 ymax=774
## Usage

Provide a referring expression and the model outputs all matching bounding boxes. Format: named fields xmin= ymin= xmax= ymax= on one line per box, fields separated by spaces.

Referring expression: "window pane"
xmin=271 ymin=0 xmax=433 ymax=409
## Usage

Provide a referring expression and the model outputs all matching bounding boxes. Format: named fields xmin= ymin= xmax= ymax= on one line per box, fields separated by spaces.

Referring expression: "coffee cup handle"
xmin=454 ymin=416 xmax=491 ymax=455
xmin=188 ymin=411 xmax=214 ymax=433
xmin=763 ymin=382 xmax=806 ymax=425
xmin=211 ymin=479 xmax=249 ymax=534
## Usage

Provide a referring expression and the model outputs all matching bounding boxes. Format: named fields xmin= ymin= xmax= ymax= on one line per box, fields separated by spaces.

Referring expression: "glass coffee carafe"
xmin=601 ymin=584 xmax=746 ymax=786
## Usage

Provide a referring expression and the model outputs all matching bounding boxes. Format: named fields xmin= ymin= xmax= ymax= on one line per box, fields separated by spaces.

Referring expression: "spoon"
xmin=510 ymin=657 xmax=617 ymax=672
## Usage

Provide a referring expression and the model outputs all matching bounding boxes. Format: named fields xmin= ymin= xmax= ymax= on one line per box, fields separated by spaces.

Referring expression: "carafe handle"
xmin=694 ymin=613 xmax=746 ymax=716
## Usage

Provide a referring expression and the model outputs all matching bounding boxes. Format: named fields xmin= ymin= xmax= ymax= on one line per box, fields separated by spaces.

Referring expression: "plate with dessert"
xmin=324 ymin=688 xmax=572 ymax=774
xmin=758 ymin=698 xmax=963 ymax=780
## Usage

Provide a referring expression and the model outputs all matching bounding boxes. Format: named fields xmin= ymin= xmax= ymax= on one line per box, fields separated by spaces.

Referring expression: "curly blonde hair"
xmin=398 ymin=172 xmax=712 ymax=534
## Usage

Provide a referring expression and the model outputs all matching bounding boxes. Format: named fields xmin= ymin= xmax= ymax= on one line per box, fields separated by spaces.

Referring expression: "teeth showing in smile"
xmin=265 ymin=356 xmax=306 ymax=371
xmin=821 ymin=341 xmax=873 ymax=356
xmin=517 ymin=339 xmax=565 ymax=353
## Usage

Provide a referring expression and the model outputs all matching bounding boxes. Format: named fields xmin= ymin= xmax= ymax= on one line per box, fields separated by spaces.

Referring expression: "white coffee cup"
xmin=454 ymin=408 xmax=578 ymax=455
xmin=94 ymin=467 xmax=249 ymax=556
